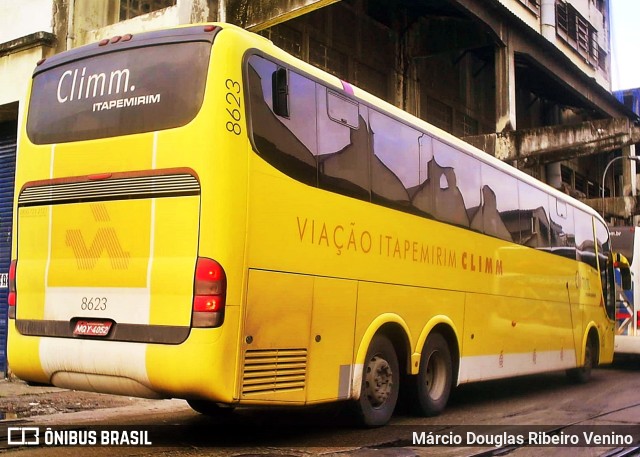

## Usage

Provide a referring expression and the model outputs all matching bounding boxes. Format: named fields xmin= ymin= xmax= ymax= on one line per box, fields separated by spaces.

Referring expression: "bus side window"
xmin=317 ymin=87 xmax=371 ymax=201
xmin=550 ymin=199 xmax=577 ymax=261
xmin=327 ymin=91 xmax=358 ymax=129
xmin=517 ymin=181 xmax=551 ymax=250
xmin=574 ymin=211 xmax=597 ymax=270
xmin=413 ymin=140 xmax=479 ymax=227
xmin=368 ymin=109 xmax=418 ymax=210
xmin=474 ymin=164 xmax=518 ymax=242
xmin=247 ymin=55 xmax=318 ymax=186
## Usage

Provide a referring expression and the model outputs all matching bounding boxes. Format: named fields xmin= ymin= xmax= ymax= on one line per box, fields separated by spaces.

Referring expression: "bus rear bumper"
xmin=8 ymin=318 xmax=237 ymax=402
xmin=51 ymin=372 xmax=165 ymax=399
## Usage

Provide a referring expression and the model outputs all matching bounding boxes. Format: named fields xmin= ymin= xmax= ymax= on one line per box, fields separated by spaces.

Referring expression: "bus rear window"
xmin=27 ymin=41 xmax=211 ymax=144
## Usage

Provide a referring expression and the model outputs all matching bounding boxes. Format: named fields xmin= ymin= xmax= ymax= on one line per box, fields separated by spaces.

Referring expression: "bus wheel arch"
xmin=412 ymin=324 xmax=459 ymax=417
xmin=414 ymin=320 xmax=460 ymax=378
xmin=567 ymin=326 xmax=599 ymax=384
xmin=352 ymin=317 xmax=412 ymax=398
xmin=351 ymin=320 xmax=411 ymax=427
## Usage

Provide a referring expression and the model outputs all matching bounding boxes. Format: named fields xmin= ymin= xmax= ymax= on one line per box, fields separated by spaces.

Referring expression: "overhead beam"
xmin=223 ymin=0 xmax=341 ymax=31
xmin=581 ymin=196 xmax=640 ymax=218
xmin=463 ymin=118 xmax=640 ymax=164
xmin=451 ymin=0 xmax=633 ymax=119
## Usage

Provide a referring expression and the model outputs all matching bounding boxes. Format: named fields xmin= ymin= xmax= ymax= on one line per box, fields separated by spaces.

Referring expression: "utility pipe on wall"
xmin=540 ymin=0 xmax=556 ymax=41
xmin=66 ymin=0 xmax=75 ymax=50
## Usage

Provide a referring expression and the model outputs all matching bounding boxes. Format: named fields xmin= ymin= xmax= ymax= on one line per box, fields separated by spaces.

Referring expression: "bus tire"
xmin=566 ymin=336 xmax=596 ymax=384
xmin=412 ymin=332 xmax=452 ymax=417
xmin=187 ymin=399 xmax=235 ymax=418
xmin=352 ymin=334 xmax=399 ymax=427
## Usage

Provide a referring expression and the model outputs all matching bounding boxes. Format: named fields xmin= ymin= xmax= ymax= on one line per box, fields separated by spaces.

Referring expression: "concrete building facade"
xmin=0 ymin=0 xmax=638 ymax=374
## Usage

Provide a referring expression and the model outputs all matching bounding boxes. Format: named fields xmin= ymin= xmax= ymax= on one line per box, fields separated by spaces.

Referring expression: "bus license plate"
xmin=73 ymin=320 xmax=112 ymax=337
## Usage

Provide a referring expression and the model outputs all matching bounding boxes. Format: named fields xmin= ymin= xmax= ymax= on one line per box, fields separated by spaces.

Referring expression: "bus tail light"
xmin=192 ymin=257 xmax=226 ymax=328
xmin=8 ymin=259 xmax=16 ymax=319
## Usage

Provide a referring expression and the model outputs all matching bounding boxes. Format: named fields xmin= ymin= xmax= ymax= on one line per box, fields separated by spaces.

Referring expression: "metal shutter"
xmin=0 ymin=121 xmax=17 ymax=376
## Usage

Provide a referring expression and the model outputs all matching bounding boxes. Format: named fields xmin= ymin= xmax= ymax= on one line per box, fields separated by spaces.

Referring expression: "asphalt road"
xmin=2 ymin=359 xmax=640 ymax=457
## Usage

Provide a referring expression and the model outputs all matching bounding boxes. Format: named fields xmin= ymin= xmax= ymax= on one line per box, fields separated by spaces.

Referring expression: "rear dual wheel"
xmin=353 ymin=332 xmax=453 ymax=425
xmin=413 ymin=333 xmax=453 ymax=417
xmin=353 ymin=334 xmax=399 ymax=427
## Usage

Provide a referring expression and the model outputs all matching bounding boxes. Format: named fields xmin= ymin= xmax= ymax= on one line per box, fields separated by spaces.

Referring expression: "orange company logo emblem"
xmin=65 ymin=203 xmax=131 ymax=270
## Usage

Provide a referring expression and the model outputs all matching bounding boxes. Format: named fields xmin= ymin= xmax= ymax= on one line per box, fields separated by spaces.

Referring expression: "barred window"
xmin=457 ymin=112 xmax=479 ymax=137
xmin=556 ymin=1 xmax=599 ymax=67
xmin=425 ymin=96 xmax=453 ymax=134
xmin=517 ymin=0 xmax=540 ymax=16
xmin=120 ymin=0 xmax=176 ymax=21
xmin=598 ymin=45 xmax=607 ymax=71
xmin=309 ymin=38 xmax=348 ymax=80
xmin=261 ymin=25 xmax=303 ymax=60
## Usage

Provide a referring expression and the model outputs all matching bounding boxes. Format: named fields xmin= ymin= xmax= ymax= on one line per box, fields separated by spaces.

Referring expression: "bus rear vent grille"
xmin=242 ymin=348 xmax=307 ymax=395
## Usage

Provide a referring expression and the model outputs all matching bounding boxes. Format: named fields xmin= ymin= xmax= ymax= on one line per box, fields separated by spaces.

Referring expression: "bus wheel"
xmin=413 ymin=333 xmax=452 ymax=417
xmin=187 ymin=399 xmax=235 ymax=418
xmin=353 ymin=334 xmax=399 ymax=427
xmin=567 ymin=337 xmax=596 ymax=384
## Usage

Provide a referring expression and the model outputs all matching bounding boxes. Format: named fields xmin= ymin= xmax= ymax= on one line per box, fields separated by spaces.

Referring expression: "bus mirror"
xmin=272 ymin=67 xmax=289 ymax=118
xmin=613 ymin=252 xmax=632 ymax=290
xmin=620 ymin=268 xmax=632 ymax=291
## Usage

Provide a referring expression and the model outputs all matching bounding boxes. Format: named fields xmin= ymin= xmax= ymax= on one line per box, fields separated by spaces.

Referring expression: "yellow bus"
xmin=8 ymin=22 xmax=622 ymax=427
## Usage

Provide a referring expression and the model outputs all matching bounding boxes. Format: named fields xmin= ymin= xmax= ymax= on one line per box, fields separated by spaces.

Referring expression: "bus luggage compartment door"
xmin=241 ymin=270 xmax=357 ymax=404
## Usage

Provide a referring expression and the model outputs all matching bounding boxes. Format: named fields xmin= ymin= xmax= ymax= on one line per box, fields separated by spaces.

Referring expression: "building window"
xmin=517 ymin=0 xmax=541 ymax=16
xmin=355 ymin=62 xmax=387 ymax=100
xmin=261 ymin=25 xmax=303 ymax=60
xmin=457 ymin=112 xmax=479 ymax=137
xmin=561 ymin=165 xmax=604 ymax=198
xmin=120 ymin=0 xmax=176 ymax=21
xmin=597 ymin=45 xmax=607 ymax=71
xmin=556 ymin=1 xmax=599 ymax=67
xmin=425 ymin=96 xmax=453 ymax=134
xmin=309 ymin=38 xmax=348 ymax=80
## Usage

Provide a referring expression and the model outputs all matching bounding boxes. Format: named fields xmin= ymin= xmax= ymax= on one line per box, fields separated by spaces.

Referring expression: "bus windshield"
xmin=27 ymin=39 xmax=212 ymax=144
